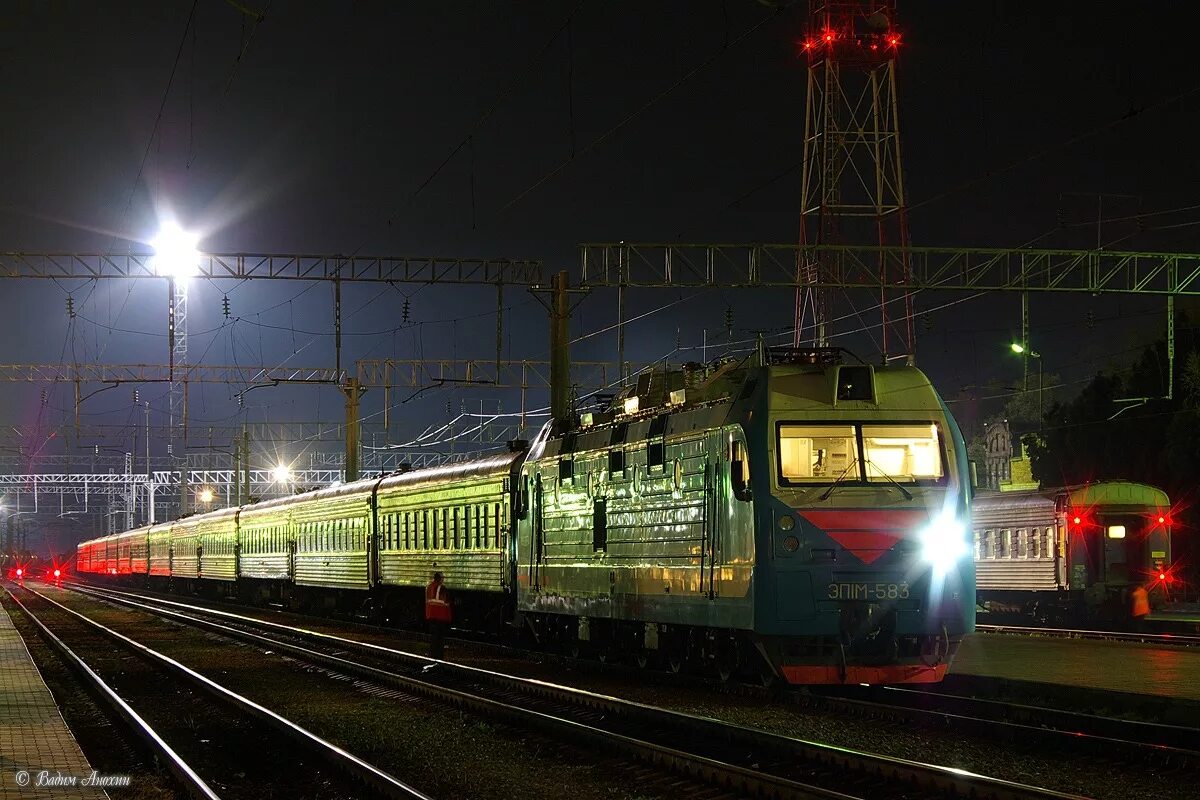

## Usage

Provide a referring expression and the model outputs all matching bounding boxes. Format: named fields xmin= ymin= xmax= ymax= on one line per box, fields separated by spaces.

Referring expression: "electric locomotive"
xmin=973 ymin=482 xmax=1174 ymax=623
xmin=516 ymin=347 xmax=975 ymax=684
xmin=76 ymin=348 xmax=975 ymax=685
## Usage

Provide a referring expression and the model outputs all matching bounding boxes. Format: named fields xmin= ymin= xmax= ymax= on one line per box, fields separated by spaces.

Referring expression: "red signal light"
xmin=1073 ymin=516 xmax=1082 ymax=525
xmin=15 ymin=568 xmax=22 ymax=577
xmin=53 ymin=569 xmax=61 ymax=578
xmin=1160 ymin=572 xmax=1167 ymax=581
xmin=888 ymin=34 xmax=900 ymax=47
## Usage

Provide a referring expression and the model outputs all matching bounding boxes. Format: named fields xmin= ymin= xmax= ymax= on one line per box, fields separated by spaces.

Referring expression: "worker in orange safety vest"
xmin=425 ymin=571 xmax=452 ymax=659
xmin=1130 ymin=583 xmax=1150 ymax=632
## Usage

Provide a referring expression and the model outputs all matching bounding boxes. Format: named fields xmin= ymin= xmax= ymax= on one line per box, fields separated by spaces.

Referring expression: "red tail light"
xmin=53 ymin=569 xmax=61 ymax=578
xmin=15 ymin=568 xmax=22 ymax=577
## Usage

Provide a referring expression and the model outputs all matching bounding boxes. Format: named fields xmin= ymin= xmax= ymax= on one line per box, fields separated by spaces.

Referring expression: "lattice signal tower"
xmin=794 ymin=1 xmax=914 ymax=362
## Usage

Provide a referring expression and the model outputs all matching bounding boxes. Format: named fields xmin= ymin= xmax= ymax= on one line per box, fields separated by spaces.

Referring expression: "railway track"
xmin=808 ymin=685 xmax=1200 ymax=770
xmin=4 ymin=581 xmax=432 ymax=800
xmin=62 ymin=580 xmax=1086 ymax=800
xmin=975 ymin=622 xmax=1200 ymax=647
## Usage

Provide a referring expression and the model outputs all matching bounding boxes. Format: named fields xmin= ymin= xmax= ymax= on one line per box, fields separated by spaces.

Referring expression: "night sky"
xmin=2 ymin=1 xmax=1199 ymax=548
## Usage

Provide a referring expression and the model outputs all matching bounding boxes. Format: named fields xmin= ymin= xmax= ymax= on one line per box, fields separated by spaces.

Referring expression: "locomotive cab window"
xmin=778 ymin=424 xmax=857 ymax=482
xmin=862 ymin=424 xmax=944 ymax=483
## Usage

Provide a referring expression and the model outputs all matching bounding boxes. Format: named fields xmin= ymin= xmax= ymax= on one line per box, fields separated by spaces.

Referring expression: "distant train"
xmin=973 ymin=482 xmax=1174 ymax=623
xmin=78 ymin=348 xmax=976 ymax=685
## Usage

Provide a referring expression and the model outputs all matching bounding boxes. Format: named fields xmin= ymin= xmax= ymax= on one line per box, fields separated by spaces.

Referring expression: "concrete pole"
xmin=550 ymin=271 xmax=570 ymax=423
xmin=343 ymin=378 xmax=364 ymax=482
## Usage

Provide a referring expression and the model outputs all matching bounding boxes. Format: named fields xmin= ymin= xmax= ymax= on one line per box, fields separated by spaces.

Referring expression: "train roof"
xmin=973 ymin=480 xmax=1170 ymax=509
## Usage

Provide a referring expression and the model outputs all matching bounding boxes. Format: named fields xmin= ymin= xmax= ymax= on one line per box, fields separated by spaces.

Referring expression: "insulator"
xmin=66 ymin=296 xmax=75 ymax=318
xmin=724 ymin=305 xmax=733 ymax=333
xmin=40 ymin=389 xmax=47 ymax=405
xmin=1086 ymin=310 xmax=1095 ymax=329
xmin=222 ymin=295 xmax=231 ymax=318
xmin=402 ymin=297 xmax=411 ymax=324
xmin=133 ymin=389 xmax=140 ymax=404
xmin=922 ymin=313 xmax=933 ymax=331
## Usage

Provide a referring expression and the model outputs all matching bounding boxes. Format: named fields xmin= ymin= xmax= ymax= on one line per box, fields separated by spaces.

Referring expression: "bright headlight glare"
xmin=919 ymin=514 xmax=968 ymax=572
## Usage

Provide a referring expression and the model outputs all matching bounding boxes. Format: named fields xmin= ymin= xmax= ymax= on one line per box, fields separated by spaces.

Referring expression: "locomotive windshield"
xmin=777 ymin=422 xmax=947 ymax=486
xmin=862 ymin=424 xmax=943 ymax=483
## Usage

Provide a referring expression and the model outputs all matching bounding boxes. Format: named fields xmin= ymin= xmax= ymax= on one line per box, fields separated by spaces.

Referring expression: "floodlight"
xmin=151 ymin=222 xmax=200 ymax=278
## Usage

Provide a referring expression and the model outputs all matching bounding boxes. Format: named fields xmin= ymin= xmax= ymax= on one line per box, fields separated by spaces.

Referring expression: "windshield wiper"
xmin=863 ymin=459 xmax=914 ymax=501
xmin=818 ymin=459 xmax=860 ymax=502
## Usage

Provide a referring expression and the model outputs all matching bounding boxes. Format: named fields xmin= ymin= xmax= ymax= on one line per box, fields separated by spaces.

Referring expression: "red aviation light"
xmin=823 ymin=30 xmax=835 ymax=44
xmin=887 ymin=33 xmax=901 ymax=48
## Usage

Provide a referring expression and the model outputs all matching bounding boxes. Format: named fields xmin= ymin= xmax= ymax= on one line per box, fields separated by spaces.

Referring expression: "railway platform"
xmin=950 ymin=631 xmax=1200 ymax=713
xmin=0 ymin=594 xmax=106 ymax=800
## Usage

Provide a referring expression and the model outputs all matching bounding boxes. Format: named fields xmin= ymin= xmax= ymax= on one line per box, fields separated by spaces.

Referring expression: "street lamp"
xmin=1009 ymin=342 xmax=1044 ymax=428
xmin=272 ymin=464 xmax=292 ymax=484
xmin=198 ymin=487 xmax=215 ymax=505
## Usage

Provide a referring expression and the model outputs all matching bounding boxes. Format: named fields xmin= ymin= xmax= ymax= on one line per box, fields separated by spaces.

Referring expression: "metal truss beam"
xmin=0 ymin=359 xmax=638 ymax=391
xmin=580 ymin=243 xmax=1200 ymax=295
xmin=0 ymin=253 xmax=541 ymax=284
xmin=0 ymin=470 xmax=354 ymax=496
xmin=0 ymin=363 xmax=341 ymax=384
xmin=0 ymin=421 xmax=365 ymax=448
xmin=354 ymin=359 xmax=637 ymax=390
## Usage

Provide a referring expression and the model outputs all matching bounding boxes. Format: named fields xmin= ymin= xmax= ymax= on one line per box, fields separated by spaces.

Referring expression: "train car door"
xmin=1103 ymin=520 xmax=1130 ymax=584
xmin=702 ymin=457 xmax=719 ymax=599
xmin=530 ymin=472 xmax=545 ymax=592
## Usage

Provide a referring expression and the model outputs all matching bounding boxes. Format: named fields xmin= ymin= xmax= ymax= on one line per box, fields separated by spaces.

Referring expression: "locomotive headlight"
xmin=919 ymin=513 xmax=969 ymax=573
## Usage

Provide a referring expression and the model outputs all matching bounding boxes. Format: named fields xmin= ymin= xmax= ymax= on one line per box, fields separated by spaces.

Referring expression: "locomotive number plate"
xmin=827 ymin=582 xmax=909 ymax=601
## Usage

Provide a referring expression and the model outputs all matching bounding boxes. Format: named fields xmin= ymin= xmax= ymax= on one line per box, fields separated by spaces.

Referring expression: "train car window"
xmin=997 ymin=529 xmax=1009 ymax=559
xmin=647 ymin=415 xmax=668 ymax=470
xmin=423 ymin=510 xmax=430 ymax=550
xmin=610 ymin=422 xmax=628 ymax=447
xmin=1107 ymin=525 xmax=1126 ymax=539
xmin=452 ymin=507 xmax=461 ymax=549
xmin=560 ymin=458 xmax=574 ymax=482
xmin=593 ymin=498 xmax=608 ymax=552
xmin=861 ymin=424 xmax=944 ymax=483
xmin=608 ymin=448 xmax=625 ymax=476
xmin=836 ymin=366 xmax=874 ymax=401
xmin=778 ymin=425 xmax=857 ymax=482
xmin=1016 ymin=529 xmax=1027 ymax=558
xmin=495 ymin=503 xmax=503 ymax=549
xmin=441 ymin=508 xmax=449 ymax=550
xmin=1030 ymin=530 xmax=1040 ymax=558
xmin=974 ymin=530 xmax=983 ymax=559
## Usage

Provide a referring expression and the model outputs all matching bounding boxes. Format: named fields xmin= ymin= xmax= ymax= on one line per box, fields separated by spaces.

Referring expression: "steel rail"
xmin=976 ymin=623 xmax=1200 ymax=647
xmin=872 ymin=686 xmax=1200 ymax=751
xmin=804 ymin=685 xmax=1200 ymax=768
xmin=70 ymin=582 xmax=1086 ymax=800
xmin=2 ymin=586 xmax=222 ymax=800
xmin=13 ymin=584 xmax=432 ymax=800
